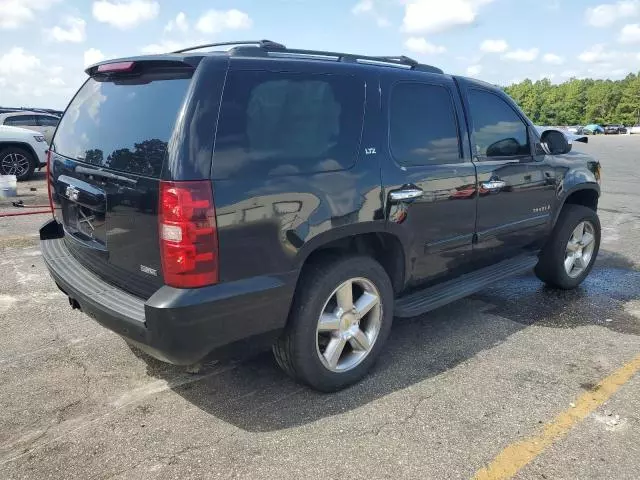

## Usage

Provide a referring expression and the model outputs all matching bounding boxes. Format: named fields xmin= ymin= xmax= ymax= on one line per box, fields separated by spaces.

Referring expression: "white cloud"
xmin=578 ymin=44 xmax=609 ymax=62
xmin=0 ymin=47 xmax=41 ymax=74
xmin=352 ymin=0 xmax=373 ymax=14
xmin=466 ymin=64 xmax=482 ymax=76
xmin=585 ymin=0 xmax=639 ymax=27
xmin=560 ymin=69 xmax=579 ymax=78
xmin=47 ymin=16 xmax=86 ymax=43
xmin=92 ymin=0 xmax=159 ymax=29
xmin=619 ymin=23 xmax=640 ymax=43
xmin=196 ymin=9 xmax=252 ymax=34
xmin=48 ymin=77 xmax=66 ymax=86
xmin=542 ymin=53 xmax=564 ymax=64
xmin=404 ymin=37 xmax=446 ymax=54
xmin=0 ymin=0 xmax=60 ymax=29
xmin=352 ymin=0 xmax=390 ymax=27
xmin=141 ymin=40 xmax=194 ymax=54
xmin=84 ymin=48 xmax=105 ymax=67
xmin=480 ymin=39 xmax=508 ymax=53
xmin=502 ymin=48 xmax=539 ymax=62
xmin=538 ymin=73 xmax=556 ymax=80
xmin=403 ymin=0 xmax=495 ymax=34
xmin=165 ymin=12 xmax=188 ymax=33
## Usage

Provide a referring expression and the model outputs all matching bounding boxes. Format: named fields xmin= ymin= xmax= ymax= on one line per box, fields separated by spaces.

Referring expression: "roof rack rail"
xmin=229 ymin=44 xmax=443 ymax=74
xmin=172 ymin=39 xmax=285 ymax=54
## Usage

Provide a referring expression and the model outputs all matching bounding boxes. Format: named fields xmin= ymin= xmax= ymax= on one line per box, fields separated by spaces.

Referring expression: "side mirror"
xmin=541 ymin=130 xmax=571 ymax=155
xmin=486 ymin=137 xmax=520 ymax=157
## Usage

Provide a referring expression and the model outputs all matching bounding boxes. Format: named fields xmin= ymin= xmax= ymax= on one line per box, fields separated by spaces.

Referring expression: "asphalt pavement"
xmin=0 ymin=136 xmax=638 ymax=480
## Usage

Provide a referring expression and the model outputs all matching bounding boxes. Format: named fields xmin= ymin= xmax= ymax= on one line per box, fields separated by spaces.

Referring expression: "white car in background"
xmin=0 ymin=111 xmax=60 ymax=144
xmin=629 ymin=125 xmax=640 ymax=135
xmin=0 ymin=125 xmax=49 ymax=181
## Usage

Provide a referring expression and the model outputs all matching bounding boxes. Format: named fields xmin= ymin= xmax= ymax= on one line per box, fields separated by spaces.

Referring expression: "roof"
xmin=87 ymin=39 xmax=444 ymax=76
xmin=0 ymin=109 xmax=60 ymax=117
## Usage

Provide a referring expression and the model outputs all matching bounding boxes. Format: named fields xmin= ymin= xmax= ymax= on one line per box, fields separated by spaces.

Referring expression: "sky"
xmin=1 ymin=0 xmax=640 ymax=109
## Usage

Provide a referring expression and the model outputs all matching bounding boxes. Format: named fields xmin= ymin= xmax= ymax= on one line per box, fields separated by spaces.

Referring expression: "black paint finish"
xmin=41 ymin=49 xmax=601 ymax=365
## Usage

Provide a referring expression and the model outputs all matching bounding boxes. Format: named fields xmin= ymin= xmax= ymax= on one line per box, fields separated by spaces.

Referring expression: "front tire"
xmin=273 ymin=255 xmax=394 ymax=392
xmin=535 ymin=204 xmax=601 ymax=289
xmin=0 ymin=147 xmax=35 ymax=181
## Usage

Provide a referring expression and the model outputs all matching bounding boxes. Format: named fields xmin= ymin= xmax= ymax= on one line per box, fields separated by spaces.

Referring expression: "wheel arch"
xmin=552 ymin=184 xmax=600 ymax=229
xmin=294 ymin=225 xmax=408 ymax=295
xmin=0 ymin=141 xmax=38 ymax=166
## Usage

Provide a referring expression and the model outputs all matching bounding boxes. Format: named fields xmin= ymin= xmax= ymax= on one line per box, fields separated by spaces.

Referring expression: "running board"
xmin=394 ymin=255 xmax=538 ymax=318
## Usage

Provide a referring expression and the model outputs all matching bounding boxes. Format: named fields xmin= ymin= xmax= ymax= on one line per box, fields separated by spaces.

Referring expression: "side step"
xmin=394 ymin=255 xmax=538 ymax=318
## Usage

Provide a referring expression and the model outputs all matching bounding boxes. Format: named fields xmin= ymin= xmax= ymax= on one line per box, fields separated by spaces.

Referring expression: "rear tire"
xmin=273 ymin=255 xmax=394 ymax=392
xmin=535 ymin=204 xmax=600 ymax=289
xmin=0 ymin=147 xmax=35 ymax=181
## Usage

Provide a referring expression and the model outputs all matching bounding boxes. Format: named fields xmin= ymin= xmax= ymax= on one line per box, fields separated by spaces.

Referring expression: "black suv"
xmin=40 ymin=41 xmax=602 ymax=391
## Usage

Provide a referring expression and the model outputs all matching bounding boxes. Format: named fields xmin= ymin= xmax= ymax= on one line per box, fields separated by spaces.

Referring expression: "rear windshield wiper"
xmin=75 ymin=165 xmax=138 ymax=185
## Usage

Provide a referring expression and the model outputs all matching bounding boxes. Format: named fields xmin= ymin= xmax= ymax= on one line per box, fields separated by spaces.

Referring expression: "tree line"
xmin=503 ymin=72 xmax=640 ymax=126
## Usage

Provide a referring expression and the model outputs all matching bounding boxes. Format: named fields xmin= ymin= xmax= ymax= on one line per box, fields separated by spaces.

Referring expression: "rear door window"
xmin=389 ymin=82 xmax=461 ymax=166
xmin=213 ymin=70 xmax=365 ymax=178
xmin=4 ymin=115 xmax=36 ymax=126
xmin=53 ymin=75 xmax=191 ymax=178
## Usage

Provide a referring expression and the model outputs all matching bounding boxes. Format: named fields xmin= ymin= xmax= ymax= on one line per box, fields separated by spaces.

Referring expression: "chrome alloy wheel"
xmin=315 ymin=277 xmax=382 ymax=373
xmin=564 ymin=221 xmax=596 ymax=278
xmin=1 ymin=152 xmax=30 ymax=177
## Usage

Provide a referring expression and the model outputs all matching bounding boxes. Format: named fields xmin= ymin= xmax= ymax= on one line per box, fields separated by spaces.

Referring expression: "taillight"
xmin=46 ymin=150 xmax=54 ymax=216
xmin=159 ymin=181 xmax=218 ymax=288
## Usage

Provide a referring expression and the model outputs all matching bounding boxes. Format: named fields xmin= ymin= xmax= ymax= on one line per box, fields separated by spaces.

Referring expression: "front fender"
xmin=550 ymin=162 xmax=600 ymax=228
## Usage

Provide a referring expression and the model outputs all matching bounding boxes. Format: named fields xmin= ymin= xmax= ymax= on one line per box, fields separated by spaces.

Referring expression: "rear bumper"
xmin=40 ymin=220 xmax=296 ymax=365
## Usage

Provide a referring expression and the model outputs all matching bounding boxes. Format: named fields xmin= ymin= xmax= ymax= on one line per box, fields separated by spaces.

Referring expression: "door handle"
xmin=389 ymin=188 xmax=423 ymax=202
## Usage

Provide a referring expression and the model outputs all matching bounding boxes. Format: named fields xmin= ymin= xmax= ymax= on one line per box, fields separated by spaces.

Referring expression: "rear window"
xmin=54 ymin=75 xmax=191 ymax=178
xmin=213 ymin=70 xmax=365 ymax=178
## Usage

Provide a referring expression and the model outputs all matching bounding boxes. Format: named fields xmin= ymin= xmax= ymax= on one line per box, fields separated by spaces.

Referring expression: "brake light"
xmin=159 ymin=181 xmax=218 ymax=288
xmin=97 ymin=61 xmax=135 ymax=73
xmin=46 ymin=150 xmax=54 ymax=216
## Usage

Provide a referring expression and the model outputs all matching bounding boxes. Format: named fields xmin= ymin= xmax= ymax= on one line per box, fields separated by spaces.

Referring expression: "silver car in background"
xmin=0 ymin=111 xmax=59 ymax=144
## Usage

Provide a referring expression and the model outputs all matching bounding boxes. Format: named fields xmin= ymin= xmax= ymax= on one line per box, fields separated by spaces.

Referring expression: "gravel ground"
xmin=0 ymin=136 xmax=638 ymax=480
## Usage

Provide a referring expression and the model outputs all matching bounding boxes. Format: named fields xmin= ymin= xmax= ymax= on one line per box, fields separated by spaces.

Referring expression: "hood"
xmin=0 ymin=124 xmax=36 ymax=136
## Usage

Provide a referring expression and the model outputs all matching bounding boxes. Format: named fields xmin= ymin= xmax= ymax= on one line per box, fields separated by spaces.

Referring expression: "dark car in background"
xmin=603 ymin=124 xmax=627 ymax=134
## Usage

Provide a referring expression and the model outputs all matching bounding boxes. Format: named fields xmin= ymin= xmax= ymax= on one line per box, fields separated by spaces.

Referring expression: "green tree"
xmin=503 ymin=73 xmax=640 ymax=125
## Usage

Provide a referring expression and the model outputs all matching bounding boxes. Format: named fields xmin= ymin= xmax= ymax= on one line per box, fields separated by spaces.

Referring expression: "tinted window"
xmin=468 ymin=89 xmax=530 ymax=158
xmin=38 ymin=115 xmax=59 ymax=127
xmin=4 ymin=115 xmax=36 ymax=126
xmin=54 ymin=75 xmax=191 ymax=177
xmin=213 ymin=70 xmax=364 ymax=178
xmin=389 ymin=83 xmax=460 ymax=166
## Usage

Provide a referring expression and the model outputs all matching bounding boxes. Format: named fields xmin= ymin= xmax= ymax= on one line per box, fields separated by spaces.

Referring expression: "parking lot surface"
xmin=1 ymin=136 xmax=639 ymax=480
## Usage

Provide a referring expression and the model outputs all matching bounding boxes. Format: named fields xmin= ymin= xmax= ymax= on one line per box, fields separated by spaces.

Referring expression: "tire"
xmin=535 ymin=204 xmax=601 ymax=289
xmin=273 ymin=255 xmax=394 ymax=392
xmin=0 ymin=147 xmax=36 ymax=181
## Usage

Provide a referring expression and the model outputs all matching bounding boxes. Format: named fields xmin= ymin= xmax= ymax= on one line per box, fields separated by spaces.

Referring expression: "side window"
xmin=38 ymin=116 xmax=59 ymax=127
xmin=467 ymin=89 xmax=530 ymax=158
xmin=389 ymin=82 xmax=461 ymax=166
xmin=4 ymin=115 xmax=36 ymax=126
xmin=213 ymin=70 xmax=364 ymax=178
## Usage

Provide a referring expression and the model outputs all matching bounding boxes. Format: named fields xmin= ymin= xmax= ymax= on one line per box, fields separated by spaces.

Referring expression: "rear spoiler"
xmin=84 ymin=54 xmax=205 ymax=76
